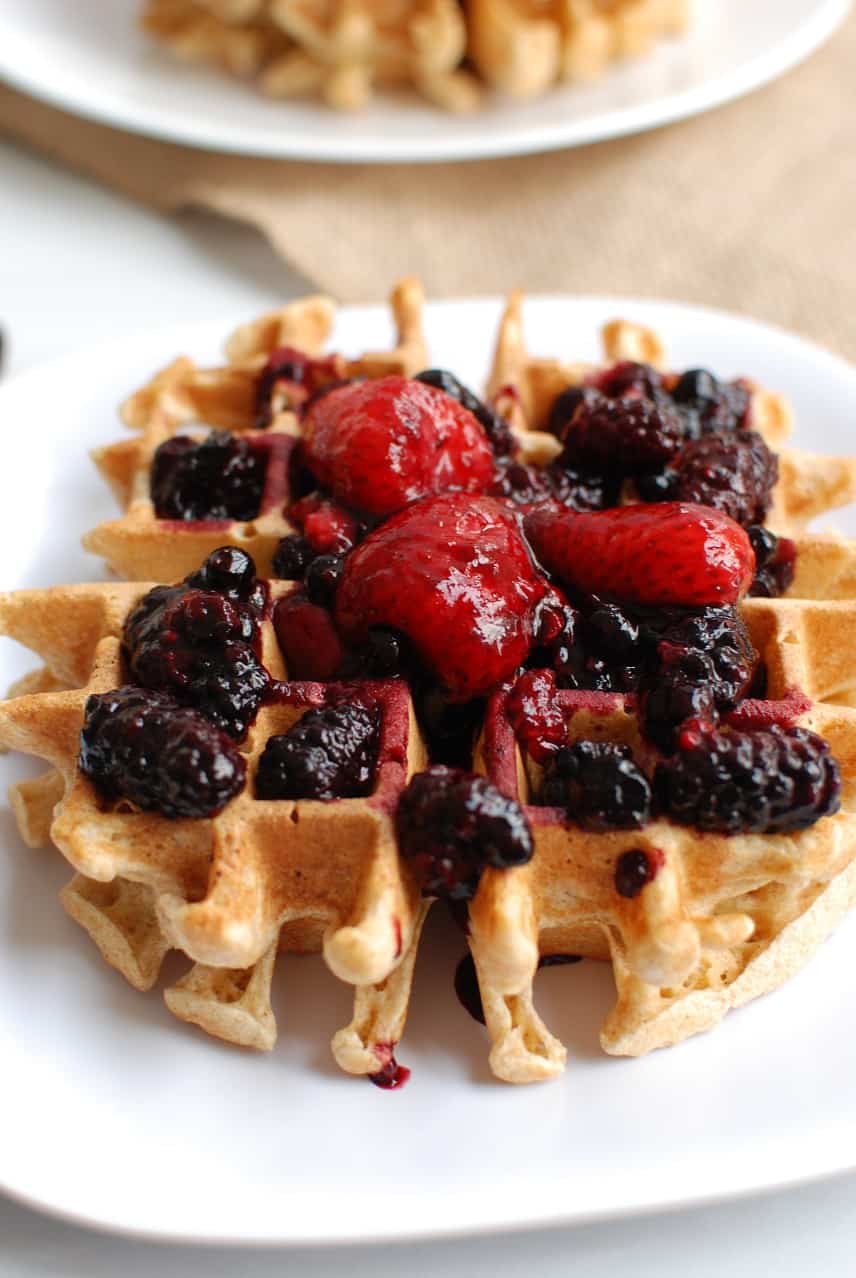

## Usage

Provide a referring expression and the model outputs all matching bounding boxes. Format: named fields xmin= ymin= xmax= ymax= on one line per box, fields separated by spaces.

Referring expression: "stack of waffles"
xmin=2 ymin=279 xmax=856 ymax=1087
xmin=139 ymin=0 xmax=689 ymax=111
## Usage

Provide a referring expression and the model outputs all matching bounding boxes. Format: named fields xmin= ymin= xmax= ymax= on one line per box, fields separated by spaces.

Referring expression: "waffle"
xmin=460 ymin=299 xmax=856 ymax=1079
xmin=141 ymin=0 xmax=479 ymax=112
xmin=489 ymin=294 xmax=856 ymax=560
xmin=468 ymin=0 xmax=688 ymax=100
xmin=471 ymin=602 xmax=856 ymax=1080
xmin=139 ymin=0 xmax=687 ymax=111
xmin=3 ymin=298 xmax=856 ymax=1086
xmin=85 ymin=278 xmax=428 ymax=582
xmin=0 ymin=576 xmax=430 ymax=1068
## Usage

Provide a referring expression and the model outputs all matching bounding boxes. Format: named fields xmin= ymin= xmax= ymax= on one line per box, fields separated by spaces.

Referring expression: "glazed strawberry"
xmin=336 ymin=494 xmax=548 ymax=699
xmin=525 ymin=502 xmax=755 ymax=607
xmin=290 ymin=492 xmax=358 ymax=554
xmin=301 ymin=376 xmax=494 ymax=518
xmin=273 ymin=593 xmax=346 ymax=680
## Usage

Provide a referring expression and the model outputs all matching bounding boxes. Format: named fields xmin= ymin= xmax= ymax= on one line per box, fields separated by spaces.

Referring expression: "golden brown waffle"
xmin=85 ymin=278 xmax=428 ymax=581
xmin=468 ymin=0 xmax=688 ymax=100
xmin=469 ymin=599 xmax=856 ymax=1080
xmin=5 ymin=576 xmax=856 ymax=1080
xmin=445 ymin=298 xmax=856 ymax=1080
xmin=488 ymin=293 xmax=856 ymax=546
xmin=139 ymin=0 xmax=686 ymax=111
xmin=0 ymin=578 xmax=430 ymax=1072
xmin=4 ymin=299 xmax=856 ymax=1085
xmin=141 ymin=0 xmax=479 ymax=112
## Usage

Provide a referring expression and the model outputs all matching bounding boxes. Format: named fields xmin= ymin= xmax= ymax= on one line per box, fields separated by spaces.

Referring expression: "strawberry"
xmin=301 ymin=376 xmax=495 ymax=519
xmin=524 ymin=502 xmax=755 ymax=607
xmin=290 ymin=492 xmax=358 ymax=554
xmin=336 ymin=494 xmax=548 ymax=699
xmin=273 ymin=594 xmax=346 ymax=681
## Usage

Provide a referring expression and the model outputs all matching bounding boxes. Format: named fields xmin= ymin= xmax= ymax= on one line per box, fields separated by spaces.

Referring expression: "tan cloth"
xmin=1 ymin=12 xmax=854 ymax=355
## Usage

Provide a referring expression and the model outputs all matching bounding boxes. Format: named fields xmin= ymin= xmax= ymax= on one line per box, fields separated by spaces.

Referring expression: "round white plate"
xmin=1 ymin=296 xmax=856 ymax=1246
xmin=0 ymin=0 xmax=850 ymax=163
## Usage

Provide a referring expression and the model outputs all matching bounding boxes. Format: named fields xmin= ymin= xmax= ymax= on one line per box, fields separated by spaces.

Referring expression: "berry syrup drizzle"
xmin=368 ymin=1043 xmax=411 ymax=1090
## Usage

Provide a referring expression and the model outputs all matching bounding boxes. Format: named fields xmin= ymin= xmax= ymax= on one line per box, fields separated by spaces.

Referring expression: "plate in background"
xmin=0 ymin=0 xmax=850 ymax=163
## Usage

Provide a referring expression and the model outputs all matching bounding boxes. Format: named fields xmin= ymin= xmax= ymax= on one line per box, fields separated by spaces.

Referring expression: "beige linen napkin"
xmin=1 ymin=11 xmax=854 ymax=355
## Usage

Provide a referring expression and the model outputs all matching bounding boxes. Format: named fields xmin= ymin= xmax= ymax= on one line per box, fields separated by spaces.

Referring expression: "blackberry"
xmin=489 ymin=457 xmax=617 ymax=512
xmin=255 ymin=703 xmax=381 ymax=801
xmin=79 ymin=686 xmax=245 ymax=818
xmin=304 ymin=552 xmax=345 ymax=608
xmin=655 ymin=723 xmax=841 ymax=834
xmin=641 ymin=657 xmax=718 ymax=751
xmin=539 ymin=741 xmax=652 ymax=831
xmin=596 ymin=361 xmax=663 ymax=400
xmin=272 ymin=534 xmax=315 ymax=581
xmin=669 ymin=369 xmax=751 ymax=436
xmin=662 ymin=431 xmax=778 ymax=527
xmin=640 ymin=606 xmax=757 ymax=751
xmin=585 ymin=602 xmax=640 ymax=662
xmin=748 ymin=526 xmax=797 ymax=597
xmin=547 ymin=599 xmax=758 ymax=747
xmin=415 ymin=368 xmax=513 ymax=456
xmin=395 ymin=766 xmax=533 ymax=900
xmin=124 ymin=549 xmax=269 ymax=739
xmin=150 ymin=431 xmax=267 ymax=522
xmin=547 ymin=386 xmax=588 ymax=438
xmin=559 ymin=391 xmax=682 ymax=476
xmin=614 ymin=849 xmax=659 ymax=899
xmin=549 ymin=601 xmax=640 ymax=693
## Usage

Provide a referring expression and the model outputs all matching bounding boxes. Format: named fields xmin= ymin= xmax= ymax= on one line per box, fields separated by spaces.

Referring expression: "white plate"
xmin=0 ymin=0 xmax=850 ymax=163
xmin=1 ymin=296 xmax=856 ymax=1246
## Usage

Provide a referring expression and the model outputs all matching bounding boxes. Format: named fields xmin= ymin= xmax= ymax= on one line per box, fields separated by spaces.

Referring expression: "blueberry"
xmin=614 ymin=849 xmax=658 ymax=899
xmin=151 ymin=431 xmax=267 ymax=522
xmin=273 ymin=534 xmax=315 ymax=581
xmin=305 ymin=553 xmax=345 ymax=608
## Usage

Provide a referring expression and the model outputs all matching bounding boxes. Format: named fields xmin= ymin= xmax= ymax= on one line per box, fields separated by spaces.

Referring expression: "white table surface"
xmin=2 ymin=136 xmax=856 ymax=1277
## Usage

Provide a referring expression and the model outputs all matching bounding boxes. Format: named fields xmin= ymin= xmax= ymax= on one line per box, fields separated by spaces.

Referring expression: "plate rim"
xmin=0 ymin=0 xmax=850 ymax=163
xmin=2 ymin=1158 xmax=854 ymax=1251
xmin=2 ymin=292 xmax=856 ymax=1246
